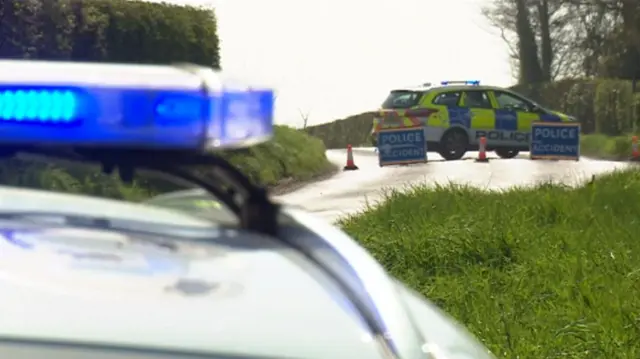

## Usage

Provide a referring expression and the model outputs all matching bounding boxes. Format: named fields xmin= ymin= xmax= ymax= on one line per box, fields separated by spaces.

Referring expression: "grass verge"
xmin=221 ymin=125 xmax=336 ymax=189
xmin=581 ymin=134 xmax=636 ymax=160
xmin=339 ymin=169 xmax=640 ymax=358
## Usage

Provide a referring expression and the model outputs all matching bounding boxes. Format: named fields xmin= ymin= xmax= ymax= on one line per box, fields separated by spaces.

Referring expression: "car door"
xmin=490 ymin=90 xmax=539 ymax=146
xmin=459 ymin=90 xmax=495 ymax=146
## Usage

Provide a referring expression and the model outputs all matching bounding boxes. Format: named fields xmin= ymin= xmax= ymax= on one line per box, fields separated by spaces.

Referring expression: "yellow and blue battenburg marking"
xmin=538 ymin=113 xmax=564 ymax=122
xmin=0 ymin=60 xmax=274 ymax=151
xmin=445 ymin=107 xmax=563 ymax=130
xmin=447 ymin=107 xmax=473 ymax=128
xmin=493 ymin=109 xmax=518 ymax=131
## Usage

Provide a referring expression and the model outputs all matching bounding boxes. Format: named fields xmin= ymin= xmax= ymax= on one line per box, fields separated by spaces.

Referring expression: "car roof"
xmin=390 ymin=85 xmax=508 ymax=93
xmin=0 ymin=209 xmax=381 ymax=359
xmin=0 ymin=187 xmax=382 ymax=358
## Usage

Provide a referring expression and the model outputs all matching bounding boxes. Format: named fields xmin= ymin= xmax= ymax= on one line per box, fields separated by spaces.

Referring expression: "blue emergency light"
xmin=0 ymin=60 xmax=274 ymax=150
xmin=440 ymin=80 xmax=480 ymax=86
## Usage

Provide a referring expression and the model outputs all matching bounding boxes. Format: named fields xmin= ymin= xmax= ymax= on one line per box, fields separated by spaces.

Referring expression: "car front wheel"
xmin=438 ymin=129 xmax=468 ymax=161
xmin=495 ymin=148 xmax=519 ymax=159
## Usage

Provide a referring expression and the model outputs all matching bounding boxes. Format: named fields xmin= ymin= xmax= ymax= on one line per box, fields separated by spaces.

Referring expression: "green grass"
xmin=581 ymin=134 xmax=636 ymax=160
xmin=221 ymin=125 xmax=335 ymax=187
xmin=339 ymin=169 xmax=640 ymax=358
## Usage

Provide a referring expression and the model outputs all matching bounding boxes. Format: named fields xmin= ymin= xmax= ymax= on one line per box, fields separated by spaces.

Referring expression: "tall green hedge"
xmin=308 ymin=79 xmax=640 ymax=149
xmin=0 ymin=0 xmax=220 ymax=200
xmin=1 ymin=0 xmax=219 ymax=67
xmin=305 ymin=112 xmax=375 ymax=149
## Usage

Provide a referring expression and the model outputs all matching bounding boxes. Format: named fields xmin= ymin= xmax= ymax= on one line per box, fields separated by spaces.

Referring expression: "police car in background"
xmin=371 ymin=80 xmax=577 ymax=160
xmin=0 ymin=60 xmax=495 ymax=359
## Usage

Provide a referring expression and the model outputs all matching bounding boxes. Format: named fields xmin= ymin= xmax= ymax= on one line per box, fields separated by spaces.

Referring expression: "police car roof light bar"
xmin=0 ymin=60 xmax=278 ymax=235
xmin=0 ymin=60 xmax=274 ymax=152
xmin=440 ymin=80 xmax=480 ymax=86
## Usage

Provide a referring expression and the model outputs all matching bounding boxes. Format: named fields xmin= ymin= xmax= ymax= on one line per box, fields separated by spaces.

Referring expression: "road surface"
xmin=276 ymin=148 xmax=629 ymax=223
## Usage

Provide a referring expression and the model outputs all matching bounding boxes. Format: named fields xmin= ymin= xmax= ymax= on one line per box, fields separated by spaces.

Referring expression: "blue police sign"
xmin=377 ymin=127 xmax=427 ymax=166
xmin=530 ymin=122 xmax=580 ymax=160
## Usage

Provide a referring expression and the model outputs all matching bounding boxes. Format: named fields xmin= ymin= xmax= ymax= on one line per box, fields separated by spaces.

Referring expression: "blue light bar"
xmin=0 ymin=60 xmax=275 ymax=151
xmin=0 ymin=89 xmax=78 ymax=122
xmin=440 ymin=80 xmax=480 ymax=86
xmin=207 ymin=89 xmax=274 ymax=148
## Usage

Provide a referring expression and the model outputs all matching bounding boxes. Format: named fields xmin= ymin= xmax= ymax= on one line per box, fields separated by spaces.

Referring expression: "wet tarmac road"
xmin=276 ymin=148 xmax=630 ymax=223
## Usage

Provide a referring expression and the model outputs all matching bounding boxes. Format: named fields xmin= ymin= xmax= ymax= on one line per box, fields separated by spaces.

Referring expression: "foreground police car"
xmin=371 ymin=80 xmax=576 ymax=160
xmin=0 ymin=60 xmax=495 ymax=359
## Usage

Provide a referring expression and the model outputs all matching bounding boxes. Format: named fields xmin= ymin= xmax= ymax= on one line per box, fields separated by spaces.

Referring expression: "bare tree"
xmin=485 ymin=0 xmax=639 ymax=81
xmin=298 ymin=108 xmax=310 ymax=129
xmin=482 ymin=0 xmax=576 ymax=82
xmin=515 ymin=0 xmax=544 ymax=83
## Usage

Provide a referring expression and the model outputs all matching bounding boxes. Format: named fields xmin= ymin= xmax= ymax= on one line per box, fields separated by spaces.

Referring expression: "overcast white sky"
xmin=163 ymin=0 xmax=512 ymax=127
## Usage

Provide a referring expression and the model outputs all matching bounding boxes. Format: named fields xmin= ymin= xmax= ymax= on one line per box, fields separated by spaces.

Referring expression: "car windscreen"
xmin=505 ymin=89 xmax=551 ymax=112
xmin=144 ymin=190 xmax=236 ymax=224
xmin=380 ymin=90 xmax=423 ymax=109
xmin=0 ymin=152 xmax=236 ymax=231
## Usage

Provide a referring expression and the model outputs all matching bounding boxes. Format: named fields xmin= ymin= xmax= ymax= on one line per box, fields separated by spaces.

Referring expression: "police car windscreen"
xmin=381 ymin=90 xmax=423 ymax=109
xmin=145 ymin=193 xmax=235 ymax=222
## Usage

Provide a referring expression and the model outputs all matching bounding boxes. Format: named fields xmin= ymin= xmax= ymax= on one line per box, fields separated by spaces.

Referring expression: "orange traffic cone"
xmin=476 ymin=136 xmax=489 ymax=162
xmin=632 ymin=136 xmax=639 ymax=161
xmin=344 ymin=144 xmax=359 ymax=170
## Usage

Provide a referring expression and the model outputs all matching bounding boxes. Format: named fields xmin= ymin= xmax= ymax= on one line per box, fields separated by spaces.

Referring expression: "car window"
xmin=432 ymin=91 xmax=461 ymax=107
xmin=460 ymin=91 xmax=492 ymax=109
xmin=494 ymin=91 xmax=533 ymax=111
xmin=144 ymin=193 xmax=237 ymax=224
xmin=0 ymin=154 xmax=235 ymax=230
xmin=381 ymin=91 xmax=423 ymax=109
